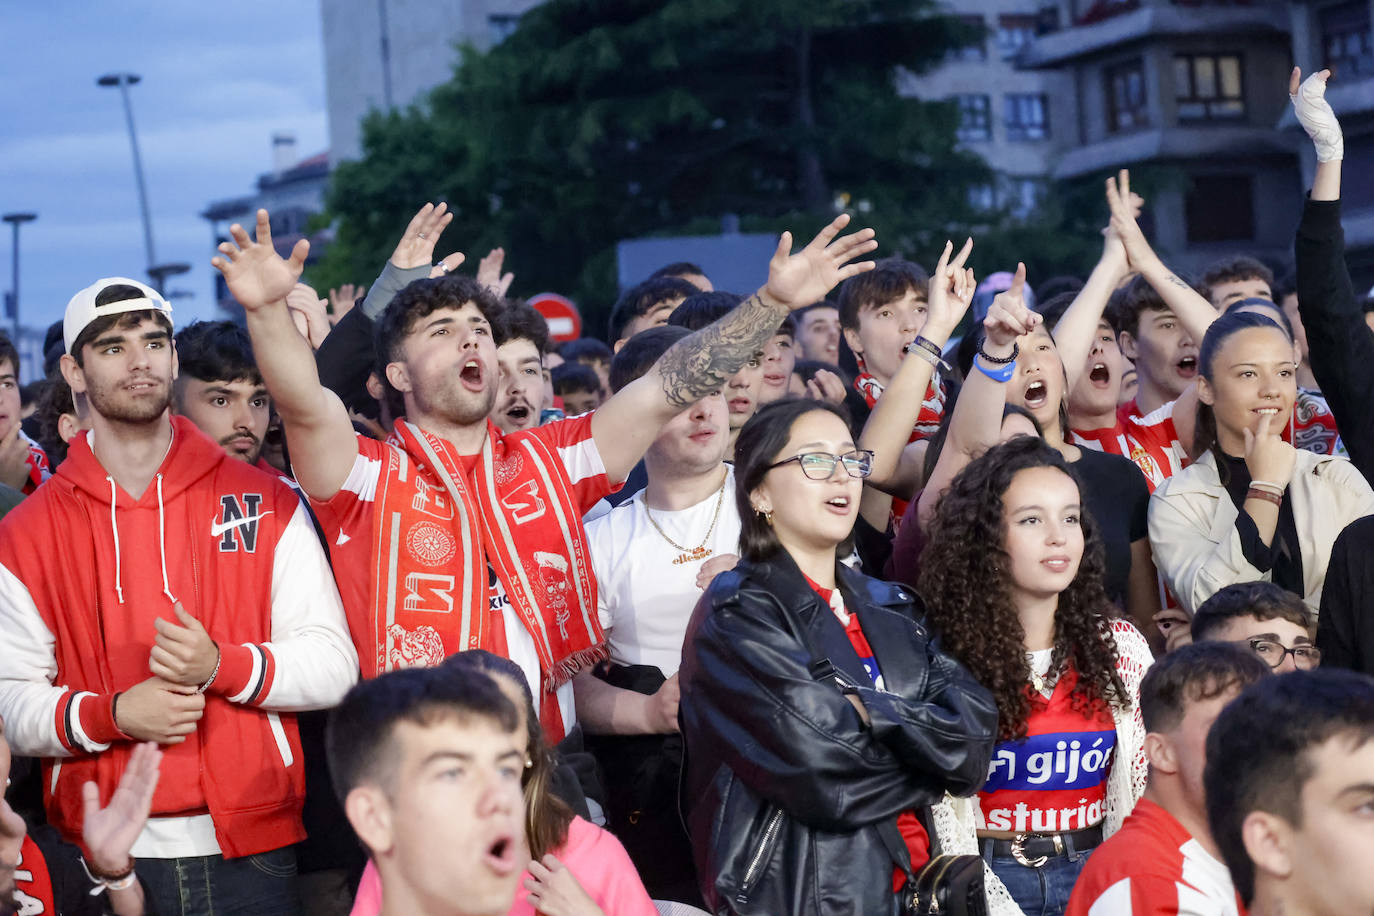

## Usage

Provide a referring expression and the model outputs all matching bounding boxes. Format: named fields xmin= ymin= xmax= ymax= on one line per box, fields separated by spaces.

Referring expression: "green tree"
xmin=312 ymin=0 xmax=1086 ymax=333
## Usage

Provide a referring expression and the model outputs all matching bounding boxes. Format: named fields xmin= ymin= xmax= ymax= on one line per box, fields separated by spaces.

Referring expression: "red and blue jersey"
xmin=978 ymin=667 xmax=1116 ymax=834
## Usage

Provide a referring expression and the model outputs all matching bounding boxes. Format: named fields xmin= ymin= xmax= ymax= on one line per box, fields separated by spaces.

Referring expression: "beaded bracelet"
xmin=977 ymin=341 xmax=1019 ymax=365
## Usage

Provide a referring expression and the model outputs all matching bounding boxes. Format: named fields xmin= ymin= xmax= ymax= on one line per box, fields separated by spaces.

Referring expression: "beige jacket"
xmin=1148 ymin=449 xmax=1374 ymax=616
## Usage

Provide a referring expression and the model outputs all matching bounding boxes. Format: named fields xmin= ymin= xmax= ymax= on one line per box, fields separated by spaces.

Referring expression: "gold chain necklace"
xmin=1027 ymin=652 xmax=1057 ymax=696
xmin=644 ymin=477 xmax=727 ymax=565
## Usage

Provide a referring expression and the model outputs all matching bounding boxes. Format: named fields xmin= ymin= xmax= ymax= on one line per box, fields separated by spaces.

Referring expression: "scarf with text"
xmin=370 ymin=420 xmax=606 ymax=700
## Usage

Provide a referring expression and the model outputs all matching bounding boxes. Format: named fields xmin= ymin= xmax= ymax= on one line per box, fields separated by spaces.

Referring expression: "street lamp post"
xmin=2 ymin=212 xmax=37 ymax=340
xmin=97 ymin=72 xmax=157 ymax=282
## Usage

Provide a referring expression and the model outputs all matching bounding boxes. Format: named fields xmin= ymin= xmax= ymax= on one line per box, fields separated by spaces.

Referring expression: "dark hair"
xmin=1191 ymin=309 xmax=1290 ymax=470
xmin=373 ymin=276 xmax=504 ymax=381
xmin=551 ymin=362 xmax=600 ymax=397
xmin=919 ymin=436 xmax=1128 ymax=741
xmin=440 ymin=651 xmax=573 ymax=859
xmin=1034 ymin=291 xmax=1081 ymax=332
xmin=607 ymin=276 xmax=697 ymax=343
xmin=325 ymin=664 xmax=519 ymax=816
xmin=496 ymin=302 xmax=550 ymax=355
xmin=19 ymin=380 xmax=48 ymax=410
xmin=775 ymin=313 xmax=797 ymax=339
xmin=1272 ymin=269 xmax=1296 ymax=304
xmin=609 ymin=325 xmax=691 ymax=393
xmin=1222 ymin=297 xmax=1294 ymax=341
xmin=1191 ymin=581 xmax=1313 ymax=642
xmin=734 ymin=398 xmax=854 ymax=563
xmin=648 ymin=261 xmax=707 ymax=282
xmin=667 ymin=291 xmax=745 ymax=332
xmin=790 ymin=359 xmax=841 ymax=388
xmin=1201 ymin=255 xmax=1274 ymax=303
xmin=1139 ymin=641 xmax=1270 ymax=734
xmin=921 ymin=401 xmax=1044 ymax=482
xmin=174 ymin=320 xmax=262 ymax=386
xmin=32 ymin=376 xmax=76 ymax=469
xmin=71 ymin=283 xmax=173 ymax=368
xmin=1036 ymin=275 xmax=1086 ymax=303
xmin=835 ymin=257 xmax=928 ymax=331
xmin=793 ymin=301 xmax=839 ymax=326
xmin=0 ymin=331 xmax=18 ymax=379
xmin=1206 ymin=669 xmax=1374 ymax=904
xmin=558 ymin=337 xmax=613 ymax=366
xmin=1106 ymin=274 xmax=1173 ymax=340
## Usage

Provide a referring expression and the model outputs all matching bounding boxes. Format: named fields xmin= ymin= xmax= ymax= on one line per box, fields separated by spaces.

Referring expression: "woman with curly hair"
xmin=919 ymin=436 xmax=1153 ymax=916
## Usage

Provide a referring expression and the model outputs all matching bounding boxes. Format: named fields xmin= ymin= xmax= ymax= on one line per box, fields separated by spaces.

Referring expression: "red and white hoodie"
xmin=0 ymin=416 xmax=357 ymax=859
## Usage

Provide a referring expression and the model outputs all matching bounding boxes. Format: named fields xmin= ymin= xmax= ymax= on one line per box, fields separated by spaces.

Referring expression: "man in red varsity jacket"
xmin=213 ymin=204 xmax=876 ymax=745
xmin=0 ymin=278 xmax=359 ymax=916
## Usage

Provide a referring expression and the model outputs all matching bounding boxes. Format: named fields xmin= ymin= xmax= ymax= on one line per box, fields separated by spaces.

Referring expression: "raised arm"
xmin=592 ymin=214 xmax=877 ymax=482
xmin=915 ymin=267 xmax=1041 ymax=530
xmin=859 ymin=239 xmax=974 ymax=495
xmin=213 ymin=210 xmax=359 ymax=500
xmin=1052 ymin=195 xmax=1135 ymax=390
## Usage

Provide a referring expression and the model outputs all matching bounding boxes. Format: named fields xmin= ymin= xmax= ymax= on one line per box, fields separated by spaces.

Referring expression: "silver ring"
xmin=437 ymin=262 xmax=450 ymax=274
xmin=418 ymin=233 xmax=427 ymax=240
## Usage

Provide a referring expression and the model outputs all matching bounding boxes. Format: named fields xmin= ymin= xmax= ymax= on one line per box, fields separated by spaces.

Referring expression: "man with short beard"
xmin=490 ymin=303 xmax=549 ymax=434
xmin=0 ymin=279 xmax=358 ymax=916
xmin=215 ymin=206 xmax=875 ymax=747
xmin=172 ymin=321 xmax=272 ymax=467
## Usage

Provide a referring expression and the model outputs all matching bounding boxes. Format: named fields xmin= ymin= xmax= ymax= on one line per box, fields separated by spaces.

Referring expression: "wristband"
xmin=1246 ymin=487 xmax=1283 ymax=507
xmin=905 ymin=343 xmax=948 ymax=373
xmin=196 ymin=644 xmax=222 ymax=695
xmin=973 ymin=353 xmax=1018 ymax=383
xmin=977 ymin=341 xmax=1018 ymax=365
xmin=1249 ymin=479 xmax=1285 ymax=494
xmin=909 ymin=335 xmax=945 ymax=361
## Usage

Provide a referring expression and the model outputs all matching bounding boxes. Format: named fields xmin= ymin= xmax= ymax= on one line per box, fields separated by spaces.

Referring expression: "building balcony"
xmin=1053 ymin=123 xmax=1299 ymax=178
xmin=1022 ymin=4 xmax=1287 ymax=67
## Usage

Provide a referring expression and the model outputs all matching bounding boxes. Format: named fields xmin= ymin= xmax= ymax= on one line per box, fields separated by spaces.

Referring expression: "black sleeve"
xmin=681 ymin=585 xmax=993 ymax=832
xmin=314 ymin=306 xmax=378 ymax=417
xmin=1232 ymin=510 xmax=1279 ymax=572
xmin=1317 ymin=518 xmax=1372 ymax=673
xmin=1295 ymin=197 xmax=1374 ymax=480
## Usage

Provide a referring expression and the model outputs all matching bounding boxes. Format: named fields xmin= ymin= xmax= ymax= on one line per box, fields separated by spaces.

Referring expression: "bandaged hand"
xmin=1291 ymin=68 xmax=1343 ymax=163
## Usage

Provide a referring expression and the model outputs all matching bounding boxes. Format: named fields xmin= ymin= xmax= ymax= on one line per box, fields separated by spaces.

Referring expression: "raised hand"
xmin=327 ymin=283 xmax=366 ymax=325
xmin=389 ymin=203 xmax=453 ymax=270
xmin=82 ymin=741 xmax=161 ymax=875
xmin=764 ymin=213 xmax=877 ymax=310
xmin=983 ymin=262 xmax=1040 ymax=349
xmin=924 ymin=238 xmax=976 ymax=340
xmin=1290 ymin=67 xmax=1343 ymax=162
xmin=1105 ymin=170 xmax=1158 ymax=271
xmin=212 ymin=210 xmax=309 ymax=312
xmin=476 ymin=248 xmax=515 ymax=297
xmin=1243 ymin=412 xmax=1298 ymax=487
xmin=428 ymin=251 xmax=466 ymax=280
xmin=0 ymin=421 xmax=31 ymax=491
xmin=804 ymin=368 xmax=848 ymax=405
xmin=150 ymin=602 xmax=220 ymax=688
xmin=285 ymin=282 xmax=332 ymax=349
xmin=114 ymin=677 xmax=206 ymax=745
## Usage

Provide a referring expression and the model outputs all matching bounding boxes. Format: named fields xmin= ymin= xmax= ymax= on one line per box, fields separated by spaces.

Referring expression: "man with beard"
xmin=0 ymin=279 xmax=358 ymax=916
xmin=214 ymin=206 xmax=875 ymax=748
xmin=172 ymin=321 xmax=272 ymax=468
xmin=490 ymin=303 xmax=550 ymax=434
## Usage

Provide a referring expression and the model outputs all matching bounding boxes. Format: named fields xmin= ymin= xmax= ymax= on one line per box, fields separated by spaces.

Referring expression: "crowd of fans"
xmin=2 ymin=67 xmax=1374 ymax=916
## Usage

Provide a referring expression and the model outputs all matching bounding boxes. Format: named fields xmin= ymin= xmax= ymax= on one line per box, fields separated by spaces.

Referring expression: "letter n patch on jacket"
xmin=213 ymin=494 xmax=272 ymax=552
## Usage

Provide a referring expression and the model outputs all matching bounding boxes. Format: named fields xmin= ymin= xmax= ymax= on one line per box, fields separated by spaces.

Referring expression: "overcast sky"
xmin=0 ymin=1 xmax=328 ymax=360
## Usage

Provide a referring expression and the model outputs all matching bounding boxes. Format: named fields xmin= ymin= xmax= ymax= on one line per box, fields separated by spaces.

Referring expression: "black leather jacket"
xmin=679 ymin=554 xmax=998 ymax=916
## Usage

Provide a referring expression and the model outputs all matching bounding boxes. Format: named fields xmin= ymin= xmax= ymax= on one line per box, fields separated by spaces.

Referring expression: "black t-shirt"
xmin=1071 ymin=447 xmax=1150 ymax=607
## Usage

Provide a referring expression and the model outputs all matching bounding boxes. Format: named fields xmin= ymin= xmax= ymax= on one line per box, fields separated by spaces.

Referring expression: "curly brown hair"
xmin=918 ymin=437 xmax=1128 ymax=741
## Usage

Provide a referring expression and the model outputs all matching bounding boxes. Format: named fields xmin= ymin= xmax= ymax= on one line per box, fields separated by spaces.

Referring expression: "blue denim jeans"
xmin=135 ymin=846 xmax=301 ymax=916
xmin=982 ymin=840 xmax=1093 ymax=916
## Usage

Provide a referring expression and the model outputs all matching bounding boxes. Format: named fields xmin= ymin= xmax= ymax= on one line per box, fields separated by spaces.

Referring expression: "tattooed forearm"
xmin=657 ymin=293 xmax=790 ymax=409
xmin=1164 ymin=273 xmax=1193 ymax=292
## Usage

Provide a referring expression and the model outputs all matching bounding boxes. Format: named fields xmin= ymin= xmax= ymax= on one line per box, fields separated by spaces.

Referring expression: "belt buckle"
xmin=1010 ymin=834 xmax=1048 ymax=869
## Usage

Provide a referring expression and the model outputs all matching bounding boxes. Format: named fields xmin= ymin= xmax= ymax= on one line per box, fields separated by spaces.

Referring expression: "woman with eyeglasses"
xmin=678 ymin=397 xmax=999 ymax=915
xmin=918 ymin=436 xmax=1153 ymax=916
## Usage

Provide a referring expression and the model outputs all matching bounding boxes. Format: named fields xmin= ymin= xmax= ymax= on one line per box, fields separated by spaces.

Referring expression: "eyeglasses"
xmin=1239 ymin=638 xmax=1321 ymax=670
xmin=768 ymin=449 xmax=875 ymax=480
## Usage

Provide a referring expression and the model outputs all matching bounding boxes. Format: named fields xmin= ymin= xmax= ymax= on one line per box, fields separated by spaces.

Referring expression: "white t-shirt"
xmin=488 ymin=568 xmax=576 ymax=729
xmin=586 ymin=468 xmax=741 ymax=678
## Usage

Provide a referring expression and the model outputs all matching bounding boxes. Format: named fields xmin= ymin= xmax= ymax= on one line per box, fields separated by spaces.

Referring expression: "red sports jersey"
xmin=978 ymin=667 xmax=1116 ymax=834
xmin=1289 ymin=389 xmax=1343 ymax=457
xmin=1065 ymin=798 xmax=1244 ymax=916
xmin=1071 ymin=400 xmax=1188 ymax=494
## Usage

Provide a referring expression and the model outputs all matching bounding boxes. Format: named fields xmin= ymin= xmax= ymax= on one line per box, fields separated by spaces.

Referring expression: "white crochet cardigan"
xmin=930 ymin=619 xmax=1154 ymax=916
